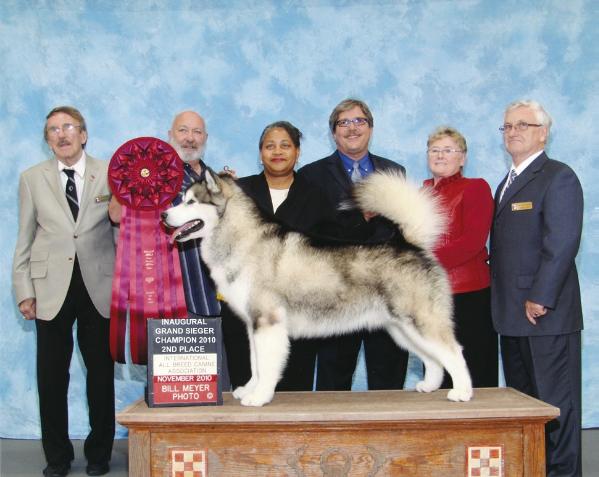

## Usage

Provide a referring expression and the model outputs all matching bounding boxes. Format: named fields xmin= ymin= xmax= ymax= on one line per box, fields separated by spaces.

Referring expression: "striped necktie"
xmin=351 ymin=161 xmax=362 ymax=183
xmin=500 ymin=169 xmax=517 ymax=202
xmin=63 ymin=169 xmax=79 ymax=220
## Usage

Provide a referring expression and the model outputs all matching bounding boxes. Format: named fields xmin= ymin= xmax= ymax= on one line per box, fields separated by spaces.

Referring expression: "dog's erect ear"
xmin=204 ymin=168 xmax=222 ymax=195
xmin=202 ymin=166 xmax=235 ymax=216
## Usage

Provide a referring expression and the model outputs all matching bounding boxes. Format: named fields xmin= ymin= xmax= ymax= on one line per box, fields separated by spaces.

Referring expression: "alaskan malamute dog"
xmin=162 ymin=169 xmax=472 ymax=406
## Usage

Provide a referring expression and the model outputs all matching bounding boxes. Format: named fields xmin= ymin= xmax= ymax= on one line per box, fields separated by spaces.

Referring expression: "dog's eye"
xmin=186 ymin=199 xmax=196 ymax=205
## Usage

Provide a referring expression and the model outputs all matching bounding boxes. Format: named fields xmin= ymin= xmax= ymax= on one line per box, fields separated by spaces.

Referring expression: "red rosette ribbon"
xmin=108 ymin=137 xmax=187 ymax=364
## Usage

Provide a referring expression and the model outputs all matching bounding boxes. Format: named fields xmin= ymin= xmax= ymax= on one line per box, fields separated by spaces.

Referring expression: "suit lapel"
xmin=496 ymin=153 xmax=547 ymax=215
xmin=277 ymin=173 xmax=309 ymax=222
xmin=494 ymin=175 xmax=508 ymax=211
xmin=252 ymin=174 xmax=275 ymax=214
xmin=78 ymin=156 xmax=100 ymax=224
xmin=42 ymin=158 xmax=74 ymax=224
xmin=239 ymin=174 xmax=274 ymax=214
xmin=327 ymin=151 xmax=352 ymax=192
xmin=370 ymin=154 xmax=385 ymax=171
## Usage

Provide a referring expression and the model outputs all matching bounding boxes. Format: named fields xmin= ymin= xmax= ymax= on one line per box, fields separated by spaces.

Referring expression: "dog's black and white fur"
xmin=162 ymin=169 xmax=472 ymax=406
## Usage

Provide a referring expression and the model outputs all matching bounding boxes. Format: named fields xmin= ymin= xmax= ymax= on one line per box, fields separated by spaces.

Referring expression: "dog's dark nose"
xmin=160 ymin=212 xmax=168 ymax=221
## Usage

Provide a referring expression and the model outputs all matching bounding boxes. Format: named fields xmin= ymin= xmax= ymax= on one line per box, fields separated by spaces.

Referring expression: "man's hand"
xmin=525 ymin=300 xmax=547 ymax=325
xmin=221 ymin=165 xmax=237 ymax=178
xmin=108 ymin=196 xmax=122 ymax=224
xmin=19 ymin=298 xmax=37 ymax=320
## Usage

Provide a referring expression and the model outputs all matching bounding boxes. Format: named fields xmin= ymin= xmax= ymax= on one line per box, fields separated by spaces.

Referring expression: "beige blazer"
xmin=12 ymin=155 xmax=116 ymax=320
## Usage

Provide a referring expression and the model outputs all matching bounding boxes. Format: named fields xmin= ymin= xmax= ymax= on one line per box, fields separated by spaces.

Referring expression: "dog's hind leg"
xmin=415 ymin=356 xmax=444 ymax=393
xmin=411 ymin=333 xmax=472 ymax=401
xmin=385 ymin=324 xmax=443 ymax=392
xmin=439 ymin=346 xmax=473 ymax=402
xmin=240 ymin=308 xmax=290 ymax=407
xmin=386 ymin=322 xmax=472 ymax=401
xmin=232 ymin=323 xmax=259 ymax=401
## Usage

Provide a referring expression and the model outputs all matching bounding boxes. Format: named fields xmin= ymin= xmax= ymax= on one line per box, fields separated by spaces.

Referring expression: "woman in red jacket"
xmin=423 ymin=126 xmax=498 ymax=388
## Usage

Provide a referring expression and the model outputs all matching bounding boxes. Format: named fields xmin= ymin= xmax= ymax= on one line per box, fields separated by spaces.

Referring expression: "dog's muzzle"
xmin=161 ymin=212 xmax=204 ymax=244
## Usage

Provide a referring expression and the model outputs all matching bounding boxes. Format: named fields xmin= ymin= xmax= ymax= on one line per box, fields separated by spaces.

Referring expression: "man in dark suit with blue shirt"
xmin=298 ymin=98 xmax=409 ymax=391
xmin=491 ymin=100 xmax=583 ymax=477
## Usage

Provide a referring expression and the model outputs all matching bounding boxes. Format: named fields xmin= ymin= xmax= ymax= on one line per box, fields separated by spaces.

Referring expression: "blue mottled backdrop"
xmin=1 ymin=0 xmax=597 ymax=438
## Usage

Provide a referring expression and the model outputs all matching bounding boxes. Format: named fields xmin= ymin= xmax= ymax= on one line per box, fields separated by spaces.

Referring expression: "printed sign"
xmin=146 ymin=317 xmax=224 ymax=407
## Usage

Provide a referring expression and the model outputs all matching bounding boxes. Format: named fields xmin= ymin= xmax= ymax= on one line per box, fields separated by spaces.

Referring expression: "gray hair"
xmin=505 ymin=100 xmax=552 ymax=129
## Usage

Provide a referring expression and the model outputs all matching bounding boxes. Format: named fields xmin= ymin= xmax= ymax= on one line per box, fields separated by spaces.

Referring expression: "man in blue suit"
xmin=298 ymin=98 xmax=409 ymax=391
xmin=491 ymin=100 xmax=583 ymax=477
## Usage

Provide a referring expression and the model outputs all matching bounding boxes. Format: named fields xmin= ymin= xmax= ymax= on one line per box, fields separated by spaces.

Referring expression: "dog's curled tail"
xmin=353 ymin=171 xmax=446 ymax=250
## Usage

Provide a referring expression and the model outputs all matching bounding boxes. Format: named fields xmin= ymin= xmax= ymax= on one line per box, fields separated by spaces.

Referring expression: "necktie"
xmin=351 ymin=161 xmax=362 ymax=183
xmin=63 ymin=169 xmax=79 ymax=220
xmin=500 ymin=169 xmax=517 ymax=202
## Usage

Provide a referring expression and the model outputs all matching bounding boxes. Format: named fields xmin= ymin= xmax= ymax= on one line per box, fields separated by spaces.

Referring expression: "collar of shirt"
xmin=424 ymin=171 xmax=463 ymax=190
xmin=175 ymin=160 xmax=207 ymax=206
xmin=338 ymin=151 xmax=372 ymax=178
xmin=57 ymin=151 xmax=86 ymax=179
xmin=183 ymin=160 xmax=206 ymax=184
xmin=512 ymin=150 xmax=544 ymax=175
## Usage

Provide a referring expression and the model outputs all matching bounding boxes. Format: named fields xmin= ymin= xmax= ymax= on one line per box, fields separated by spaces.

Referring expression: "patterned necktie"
xmin=63 ymin=169 xmax=79 ymax=220
xmin=500 ymin=169 xmax=517 ymax=202
xmin=351 ymin=161 xmax=362 ymax=183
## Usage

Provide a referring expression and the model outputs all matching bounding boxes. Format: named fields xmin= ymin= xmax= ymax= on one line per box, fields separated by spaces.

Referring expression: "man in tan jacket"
xmin=13 ymin=106 xmax=115 ymax=477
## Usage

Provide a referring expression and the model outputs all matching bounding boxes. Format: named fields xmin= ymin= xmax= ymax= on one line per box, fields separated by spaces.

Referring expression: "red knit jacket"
xmin=423 ymin=172 xmax=493 ymax=294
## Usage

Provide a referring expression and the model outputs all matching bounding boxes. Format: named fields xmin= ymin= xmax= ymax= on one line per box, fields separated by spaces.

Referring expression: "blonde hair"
xmin=427 ymin=126 xmax=467 ymax=153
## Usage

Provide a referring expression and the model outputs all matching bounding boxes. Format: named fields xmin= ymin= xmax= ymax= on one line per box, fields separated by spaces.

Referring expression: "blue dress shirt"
xmin=339 ymin=152 xmax=373 ymax=179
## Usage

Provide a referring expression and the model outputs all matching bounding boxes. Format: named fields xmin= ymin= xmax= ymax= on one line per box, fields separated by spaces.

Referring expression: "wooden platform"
xmin=117 ymin=387 xmax=559 ymax=476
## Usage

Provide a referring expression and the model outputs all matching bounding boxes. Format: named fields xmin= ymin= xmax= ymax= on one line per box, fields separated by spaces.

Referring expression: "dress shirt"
xmin=339 ymin=152 xmax=373 ymax=179
xmin=57 ymin=151 xmax=86 ymax=199
xmin=269 ymin=188 xmax=289 ymax=213
xmin=499 ymin=149 xmax=544 ymax=200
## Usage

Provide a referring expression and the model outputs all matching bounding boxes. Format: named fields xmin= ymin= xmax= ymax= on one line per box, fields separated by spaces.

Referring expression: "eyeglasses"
xmin=46 ymin=123 xmax=81 ymax=136
xmin=427 ymin=148 xmax=463 ymax=155
xmin=335 ymin=117 xmax=369 ymax=128
xmin=176 ymin=127 xmax=204 ymax=137
xmin=499 ymin=122 xmax=543 ymax=133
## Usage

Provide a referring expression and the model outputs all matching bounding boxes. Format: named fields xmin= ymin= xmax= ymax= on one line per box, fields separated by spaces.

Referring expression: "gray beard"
xmin=171 ymin=142 xmax=204 ymax=163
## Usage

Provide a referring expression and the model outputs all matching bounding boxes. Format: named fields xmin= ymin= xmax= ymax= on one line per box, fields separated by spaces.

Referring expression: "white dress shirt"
xmin=57 ymin=151 xmax=86 ymax=201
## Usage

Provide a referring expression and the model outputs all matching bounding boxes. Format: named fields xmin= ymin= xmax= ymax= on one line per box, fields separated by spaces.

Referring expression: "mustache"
xmin=57 ymin=140 xmax=71 ymax=146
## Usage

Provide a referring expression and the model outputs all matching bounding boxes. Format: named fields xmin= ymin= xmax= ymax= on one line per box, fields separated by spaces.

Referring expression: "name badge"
xmin=512 ymin=201 xmax=533 ymax=211
xmin=95 ymin=194 xmax=111 ymax=203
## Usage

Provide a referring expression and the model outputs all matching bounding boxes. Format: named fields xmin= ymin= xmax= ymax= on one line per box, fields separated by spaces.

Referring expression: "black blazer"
xmin=297 ymin=151 xmax=406 ymax=242
xmin=236 ymin=172 xmax=332 ymax=232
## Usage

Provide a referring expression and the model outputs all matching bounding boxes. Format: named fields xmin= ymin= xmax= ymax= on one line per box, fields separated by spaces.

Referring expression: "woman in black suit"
xmin=222 ymin=121 xmax=329 ymax=391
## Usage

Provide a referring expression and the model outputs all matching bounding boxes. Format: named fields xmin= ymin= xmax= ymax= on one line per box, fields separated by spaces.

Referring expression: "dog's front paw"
xmin=232 ymin=377 xmax=258 ymax=400
xmin=415 ymin=380 xmax=438 ymax=393
xmin=232 ymin=385 xmax=248 ymax=400
xmin=447 ymin=387 xmax=473 ymax=402
xmin=240 ymin=389 xmax=275 ymax=407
